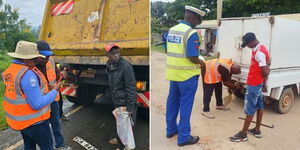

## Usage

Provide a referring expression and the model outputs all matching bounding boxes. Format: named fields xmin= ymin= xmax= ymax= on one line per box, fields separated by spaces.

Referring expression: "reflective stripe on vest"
xmin=46 ymin=57 xmax=60 ymax=101
xmin=167 ymin=64 xmax=199 ymax=70
xmin=167 ymin=28 xmax=194 ymax=58
xmin=166 ymin=23 xmax=200 ymax=81
xmin=2 ymin=63 xmax=51 ymax=130
xmin=204 ymin=59 xmax=233 ymax=84
xmin=5 ymin=106 xmax=50 ymax=121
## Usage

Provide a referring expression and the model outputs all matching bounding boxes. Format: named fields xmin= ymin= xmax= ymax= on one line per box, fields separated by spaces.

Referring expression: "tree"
xmin=222 ymin=0 xmax=300 ymax=18
xmin=0 ymin=0 xmax=37 ymax=52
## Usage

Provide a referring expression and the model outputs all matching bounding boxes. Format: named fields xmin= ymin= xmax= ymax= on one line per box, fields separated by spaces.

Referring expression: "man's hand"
xmin=51 ymin=82 xmax=62 ymax=91
xmin=59 ymin=67 xmax=67 ymax=82
xmin=263 ymin=84 xmax=268 ymax=93
xmin=127 ymin=111 xmax=133 ymax=116
xmin=234 ymin=84 xmax=242 ymax=90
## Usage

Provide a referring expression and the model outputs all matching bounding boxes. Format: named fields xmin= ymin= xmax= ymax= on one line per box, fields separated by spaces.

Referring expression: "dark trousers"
xmin=58 ymin=92 xmax=63 ymax=118
xmin=20 ymin=121 xmax=53 ymax=150
xmin=202 ymin=82 xmax=223 ymax=112
xmin=50 ymin=101 xmax=65 ymax=148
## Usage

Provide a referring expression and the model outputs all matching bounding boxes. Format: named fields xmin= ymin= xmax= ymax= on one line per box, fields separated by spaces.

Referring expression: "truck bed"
xmin=218 ymin=14 xmax=300 ymax=69
xmin=40 ymin=0 xmax=149 ymax=56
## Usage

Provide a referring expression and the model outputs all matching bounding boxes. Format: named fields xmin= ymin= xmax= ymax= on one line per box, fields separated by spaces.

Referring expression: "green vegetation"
xmin=0 ymin=0 xmax=37 ymax=130
xmin=0 ymin=0 xmax=37 ymax=52
xmin=151 ymin=0 xmax=300 ymax=34
xmin=0 ymin=52 xmax=11 ymax=130
xmin=151 ymin=43 xmax=165 ymax=53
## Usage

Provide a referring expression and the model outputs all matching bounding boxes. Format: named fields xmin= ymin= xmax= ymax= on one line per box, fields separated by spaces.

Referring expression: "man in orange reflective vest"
xmin=2 ymin=41 xmax=61 ymax=150
xmin=35 ymin=41 xmax=71 ymax=150
xmin=201 ymin=59 xmax=241 ymax=119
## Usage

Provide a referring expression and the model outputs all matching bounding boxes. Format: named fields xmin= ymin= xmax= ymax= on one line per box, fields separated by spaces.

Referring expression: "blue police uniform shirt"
xmin=180 ymin=21 xmax=200 ymax=57
xmin=13 ymin=60 xmax=58 ymax=110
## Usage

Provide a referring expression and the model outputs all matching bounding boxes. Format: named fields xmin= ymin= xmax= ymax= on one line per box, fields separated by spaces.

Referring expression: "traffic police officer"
xmin=165 ymin=5 xmax=205 ymax=146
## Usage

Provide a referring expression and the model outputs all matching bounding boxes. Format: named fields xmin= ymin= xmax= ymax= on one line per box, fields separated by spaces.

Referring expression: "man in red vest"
xmin=230 ymin=32 xmax=270 ymax=142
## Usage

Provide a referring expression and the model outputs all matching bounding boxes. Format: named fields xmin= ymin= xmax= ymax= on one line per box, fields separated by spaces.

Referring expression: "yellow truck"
xmin=40 ymin=0 xmax=149 ymax=110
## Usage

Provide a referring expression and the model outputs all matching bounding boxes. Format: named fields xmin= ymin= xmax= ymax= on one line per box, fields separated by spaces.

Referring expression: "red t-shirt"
xmin=247 ymin=44 xmax=269 ymax=86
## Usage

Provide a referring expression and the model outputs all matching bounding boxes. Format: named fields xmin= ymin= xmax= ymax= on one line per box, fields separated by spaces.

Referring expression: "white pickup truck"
xmin=199 ymin=13 xmax=300 ymax=114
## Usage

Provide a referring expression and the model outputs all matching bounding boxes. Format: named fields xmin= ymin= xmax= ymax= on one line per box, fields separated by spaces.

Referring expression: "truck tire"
xmin=66 ymin=85 xmax=97 ymax=105
xmin=233 ymin=90 xmax=245 ymax=99
xmin=274 ymin=88 xmax=294 ymax=114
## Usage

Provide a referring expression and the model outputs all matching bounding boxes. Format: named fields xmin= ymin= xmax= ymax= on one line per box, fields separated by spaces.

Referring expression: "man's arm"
xmin=21 ymin=70 xmax=58 ymax=110
xmin=123 ymin=63 xmax=137 ymax=113
xmin=186 ymin=32 xmax=205 ymax=67
xmin=255 ymin=51 xmax=270 ymax=92
xmin=189 ymin=57 xmax=205 ymax=67
xmin=260 ymin=66 xmax=270 ymax=92
xmin=219 ymin=66 xmax=241 ymax=90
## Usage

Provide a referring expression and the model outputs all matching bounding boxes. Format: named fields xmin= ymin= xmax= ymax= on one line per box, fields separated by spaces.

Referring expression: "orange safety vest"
xmin=2 ymin=63 xmax=51 ymax=130
xmin=46 ymin=57 xmax=60 ymax=101
xmin=204 ymin=59 xmax=234 ymax=84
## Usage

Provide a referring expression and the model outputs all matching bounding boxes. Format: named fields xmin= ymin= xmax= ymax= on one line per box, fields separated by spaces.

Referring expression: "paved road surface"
xmin=0 ymin=99 xmax=149 ymax=150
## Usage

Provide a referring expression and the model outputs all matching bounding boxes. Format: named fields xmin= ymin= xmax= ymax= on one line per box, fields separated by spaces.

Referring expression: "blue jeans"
xmin=50 ymin=101 xmax=65 ymax=148
xmin=244 ymin=84 xmax=264 ymax=115
xmin=166 ymin=76 xmax=198 ymax=144
xmin=20 ymin=120 xmax=53 ymax=150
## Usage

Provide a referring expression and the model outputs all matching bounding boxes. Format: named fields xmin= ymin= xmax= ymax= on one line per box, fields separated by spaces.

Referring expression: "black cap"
xmin=241 ymin=32 xmax=256 ymax=48
xmin=36 ymin=40 xmax=53 ymax=56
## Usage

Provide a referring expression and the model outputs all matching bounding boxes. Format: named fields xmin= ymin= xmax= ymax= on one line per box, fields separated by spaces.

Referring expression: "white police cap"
xmin=185 ymin=5 xmax=206 ymax=17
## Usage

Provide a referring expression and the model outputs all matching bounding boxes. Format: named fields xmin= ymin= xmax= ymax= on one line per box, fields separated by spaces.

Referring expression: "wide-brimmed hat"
xmin=7 ymin=41 xmax=45 ymax=59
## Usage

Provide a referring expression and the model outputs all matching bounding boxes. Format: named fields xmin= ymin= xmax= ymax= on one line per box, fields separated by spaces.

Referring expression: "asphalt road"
xmin=0 ymin=99 xmax=149 ymax=150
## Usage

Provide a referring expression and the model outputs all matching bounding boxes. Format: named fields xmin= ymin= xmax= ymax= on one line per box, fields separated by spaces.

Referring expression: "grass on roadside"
xmin=0 ymin=52 xmax=11 ymax=130
xmin=151 ymin=43 xmax=166 ymax=53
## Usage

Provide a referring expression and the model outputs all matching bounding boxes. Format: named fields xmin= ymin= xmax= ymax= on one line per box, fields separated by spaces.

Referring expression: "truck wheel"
xmin=66 ymin=85 xmax=97 ymax=105
xmin=274 ymin=88 xmax=294 ymax=114
xmin=233 ymin=90 xmax=245 ymax=99
xmin=66 ymin=95 xmax=78 ymax=104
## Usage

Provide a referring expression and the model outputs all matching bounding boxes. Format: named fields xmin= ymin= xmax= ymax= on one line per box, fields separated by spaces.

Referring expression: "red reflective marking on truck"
xmin=51 ymin=0 xmax=74 ymax=16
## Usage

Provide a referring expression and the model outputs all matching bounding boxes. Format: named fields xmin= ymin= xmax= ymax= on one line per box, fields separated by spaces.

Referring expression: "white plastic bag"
xmin=112 ymin=107 xmax=135 ymax=150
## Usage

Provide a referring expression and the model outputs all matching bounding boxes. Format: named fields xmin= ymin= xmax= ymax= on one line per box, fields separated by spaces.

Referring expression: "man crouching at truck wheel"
xmin=201 ymin=59 xmax=241 ymax=119
xmin=105 ymin=43 xmax=137 ymax=148
xmin=35 ymin=41 xmax=72 ymax=150
xmin=230 ymin=32 xmax=270 ymax=142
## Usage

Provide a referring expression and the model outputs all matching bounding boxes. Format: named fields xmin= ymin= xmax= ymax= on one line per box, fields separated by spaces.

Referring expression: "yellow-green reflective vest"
xmin=166 ymin=23 xmax=200 ymax=81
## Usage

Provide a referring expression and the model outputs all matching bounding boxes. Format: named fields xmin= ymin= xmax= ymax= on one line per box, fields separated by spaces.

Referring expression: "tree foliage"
xmin=223 ymin=0 xmax=300 ymax=18
xmin=0 ymin=0 xmax=36 ymax=52
xmin=151 ymin=0 xmax=300 ymax=33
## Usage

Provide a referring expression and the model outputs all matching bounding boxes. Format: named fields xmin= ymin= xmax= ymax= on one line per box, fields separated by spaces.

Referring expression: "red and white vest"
xmin=247 ymin=43 xmax=269 ymax=86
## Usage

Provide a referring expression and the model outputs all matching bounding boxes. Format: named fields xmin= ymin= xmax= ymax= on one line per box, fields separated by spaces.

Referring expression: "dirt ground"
xmin=150 ymin=51 xmax=300 ymax=150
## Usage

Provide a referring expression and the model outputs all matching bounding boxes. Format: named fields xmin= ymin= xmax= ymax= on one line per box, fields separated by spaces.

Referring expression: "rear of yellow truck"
xmin=39 ymin=0 xmax=149 ymax=110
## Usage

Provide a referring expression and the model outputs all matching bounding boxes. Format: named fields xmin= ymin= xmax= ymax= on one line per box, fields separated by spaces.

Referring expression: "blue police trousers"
xmin=166 ymin=75 xmax=198 ymax=144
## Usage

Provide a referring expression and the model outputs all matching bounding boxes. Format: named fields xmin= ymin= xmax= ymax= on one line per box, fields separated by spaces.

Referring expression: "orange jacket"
xmin=46 ymin=57 xmax=60 ymax=101
xmin=204 ymin=59 xmax=233 ymax=84
xmin=2 ymin=63 xmax=51 ymax=130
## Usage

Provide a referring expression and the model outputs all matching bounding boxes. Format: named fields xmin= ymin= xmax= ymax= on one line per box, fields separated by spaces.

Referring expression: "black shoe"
xmin=178 ymin=136 xmax=199 ymax=146
xmin=230 ymin=131 xmax=248 ymax=142
xmin=61 ymin=115 xmax=69 ymax=121
xmin=166 ymin=131 xmax=178 ymax=138
xmin=248 ymin=128 xmax=262 ymax=138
